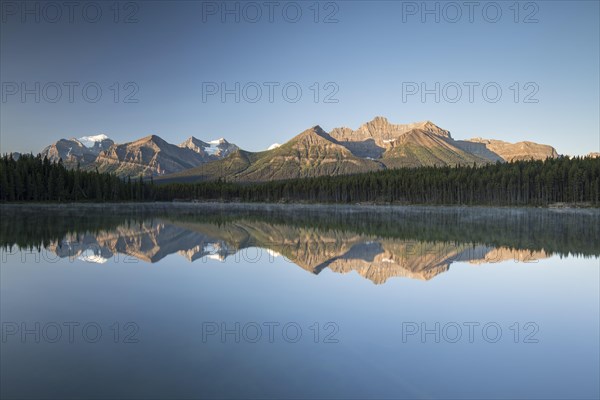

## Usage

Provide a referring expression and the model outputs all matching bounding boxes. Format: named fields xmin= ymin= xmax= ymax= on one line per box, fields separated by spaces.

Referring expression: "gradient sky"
xmin=1 ymin=0 xmax=599 ymax=156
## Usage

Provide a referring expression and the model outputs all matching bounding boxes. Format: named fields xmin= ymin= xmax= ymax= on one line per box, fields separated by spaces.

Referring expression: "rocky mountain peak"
xmin=141 ymin=134 xmax=164 ymax=143
xmin=179 ymin=136 xmax=238 ymax=160
xmin=40 ymin=137 xmax=107 ymax=168
xmin=293 ymin=125 xmax=331 ymax=142
xmin=416 ymin=121 xmax=451 ymax=138
xmin=327 ymin=117 xmax=451 ymax=157
xmin=359 ymin=116 xmax=392 ymax=138
xmin=312 ymin=125 xmax=327 ymax=135
xmin=367 ymin=116 xmax=390 ymax=126
xmin=181 ymin=136 xmax=209 ymax=147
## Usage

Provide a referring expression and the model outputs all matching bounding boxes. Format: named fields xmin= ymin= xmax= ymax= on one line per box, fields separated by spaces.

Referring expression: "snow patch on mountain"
xmin=205 ymin=138 xmax=227 ymax=155
xmin=78 ymin=251 xmax=109 ymax=264
xmin=203 ymin=243 xmax=227 ymax=261
xmin=266 ymin=248 xmax=281 ymax=258
xmin=79 ymin=134 xmax=110 ymax=148
xmin=205 ymin=144 xmax=220 ymax=155
xmin=268 ymin=143 xmax=281 ymax=150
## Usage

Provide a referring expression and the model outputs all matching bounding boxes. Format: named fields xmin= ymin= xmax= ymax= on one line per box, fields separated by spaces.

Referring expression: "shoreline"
xmin=1 ymin=201 xmax=599 ymax=214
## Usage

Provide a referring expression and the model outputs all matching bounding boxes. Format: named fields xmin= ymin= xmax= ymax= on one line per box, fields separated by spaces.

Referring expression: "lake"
xmin=1 ymin=203 xmax=599 ymax=399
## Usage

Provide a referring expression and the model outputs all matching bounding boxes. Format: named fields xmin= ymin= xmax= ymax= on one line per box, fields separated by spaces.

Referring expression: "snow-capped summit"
xmin=179 ymin=136 xmax=238 ymax=160
xmin=205 ymin=138 xmax=232 ymax=156
xmin=79 ymin=134 xmax=111 ymax=148
xmin=40 ymin=135 xmax=114 ymax=168
xmin=209 ymin=138 xmax=227 ymax=145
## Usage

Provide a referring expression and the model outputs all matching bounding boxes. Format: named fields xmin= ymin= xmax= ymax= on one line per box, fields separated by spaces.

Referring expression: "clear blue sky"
xmin=1 ymin=0 xmax=598 ymax=155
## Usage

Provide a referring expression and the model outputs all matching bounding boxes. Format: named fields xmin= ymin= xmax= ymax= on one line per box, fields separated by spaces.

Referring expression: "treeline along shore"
xmin=1 ymin=153 xmax=599 ymax=206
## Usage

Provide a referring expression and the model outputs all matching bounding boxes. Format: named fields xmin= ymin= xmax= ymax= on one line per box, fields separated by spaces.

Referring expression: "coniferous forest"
xmin=0 ymin=154 xmax=152 ymax=202
xmin=1 ymin=153 xmax=599 ymax=206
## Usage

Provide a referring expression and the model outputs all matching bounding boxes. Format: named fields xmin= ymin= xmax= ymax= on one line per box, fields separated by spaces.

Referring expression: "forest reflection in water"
xmin=1 ymin=203 xmax=598 ymax=284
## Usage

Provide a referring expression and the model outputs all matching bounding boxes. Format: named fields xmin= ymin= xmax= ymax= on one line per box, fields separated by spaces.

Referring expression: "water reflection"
xmin=1 ymin=203 xmax=598 ymax=284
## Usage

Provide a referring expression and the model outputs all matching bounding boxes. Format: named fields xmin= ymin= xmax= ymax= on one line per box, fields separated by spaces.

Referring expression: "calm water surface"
xmin=1 ymin=203 xmax=599 ymax=399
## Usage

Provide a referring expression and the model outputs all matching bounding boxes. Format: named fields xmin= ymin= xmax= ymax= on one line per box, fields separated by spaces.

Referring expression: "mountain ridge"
xmin=94 ymin=134 xmax=209 ymax=177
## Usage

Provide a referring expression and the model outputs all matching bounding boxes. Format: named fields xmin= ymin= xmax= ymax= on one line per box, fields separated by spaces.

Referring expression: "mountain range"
xmin=38 ymin=133 xmax=239 ymax=176
xmin=159 ymin=117 xmax=559 ymax=182
xmin=29 ymin=117 xmax=560 ymax=181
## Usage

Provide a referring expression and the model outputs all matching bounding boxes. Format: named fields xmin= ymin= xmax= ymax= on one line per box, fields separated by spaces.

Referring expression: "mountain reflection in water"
xmin=1 ymin=203 xmax=598 ymax=284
